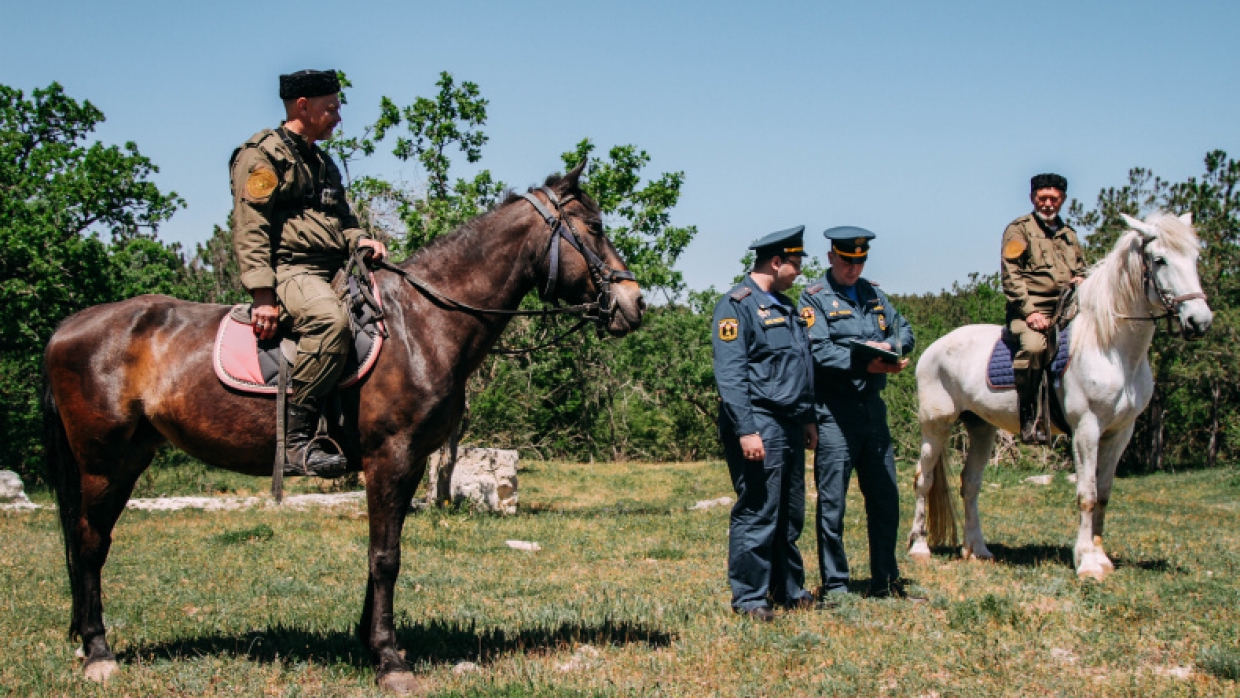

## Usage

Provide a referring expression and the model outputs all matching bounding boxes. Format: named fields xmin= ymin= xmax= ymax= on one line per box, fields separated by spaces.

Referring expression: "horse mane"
xmin=399 ymin=173 xmax=601 ymax=269
xmin=1072 ymin=211 xmax=1199 ymax=352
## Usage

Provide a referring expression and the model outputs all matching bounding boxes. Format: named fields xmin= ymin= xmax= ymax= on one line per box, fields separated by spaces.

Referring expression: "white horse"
xmin=907 ymin=212 xmax=1212 ymax=580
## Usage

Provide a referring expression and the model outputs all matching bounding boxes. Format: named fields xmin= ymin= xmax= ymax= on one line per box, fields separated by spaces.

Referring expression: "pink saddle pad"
xmin=214 ymin=293 xmax=385 ymax=395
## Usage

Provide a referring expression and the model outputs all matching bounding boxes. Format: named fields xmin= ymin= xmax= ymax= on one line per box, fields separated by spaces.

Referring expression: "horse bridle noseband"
xmin=1120 ymin=237 xmax=1208 ymax=338
xmin=520 ymin=186 xmax=636 ymax=325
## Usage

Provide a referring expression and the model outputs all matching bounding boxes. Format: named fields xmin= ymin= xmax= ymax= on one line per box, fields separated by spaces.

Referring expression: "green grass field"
xmin=3 ymin=458 xmax=1239 ymax=696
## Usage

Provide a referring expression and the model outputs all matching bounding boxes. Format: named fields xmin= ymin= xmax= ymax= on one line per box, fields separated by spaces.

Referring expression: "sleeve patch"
xmin=245 ymin=167 xmax=278 ymax=201
xmin=800 ymin=306 xmax=816 ymax=328
xmin=1003 ymin=236 xmax=1028 ymax=261
xmin=718 ymin=318 xmax=739 ymax=341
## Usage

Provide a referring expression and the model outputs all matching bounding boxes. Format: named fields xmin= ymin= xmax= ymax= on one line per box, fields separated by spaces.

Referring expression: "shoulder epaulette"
xmin=806 ymin=283 xmax=824 ymax=295
xmin=230 ymin=130 xmax=279 ymax=170
xmin=730 ymin=287 xmax=752 ymax=301
xmin=869 ymin=280 xmax=880 ymax=287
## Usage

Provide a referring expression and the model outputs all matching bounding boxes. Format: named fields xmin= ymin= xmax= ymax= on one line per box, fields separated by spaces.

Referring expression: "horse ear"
xmin=562 ymin=160 xmax=588 ymax=191
xmin=1121 ymin=213 xmax=1156 ymax=239
xmin=1178 ymin=212 xmax=1193 ymax=226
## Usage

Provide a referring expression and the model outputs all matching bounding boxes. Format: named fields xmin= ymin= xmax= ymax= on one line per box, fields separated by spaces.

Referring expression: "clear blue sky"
xmin=3 ymin=1 xmax=1237 ymax=295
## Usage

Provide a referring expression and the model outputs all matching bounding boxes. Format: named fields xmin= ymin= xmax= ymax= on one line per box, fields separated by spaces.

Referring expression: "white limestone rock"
xmin=427 ymin=448 xmax=519 ymax=514
xmin=0 ymin=470 xmax=31 ymax=504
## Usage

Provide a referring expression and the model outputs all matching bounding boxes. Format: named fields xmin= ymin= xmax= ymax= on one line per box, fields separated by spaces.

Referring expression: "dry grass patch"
xmin=2 ymin=460 xmax=1238 ymax=695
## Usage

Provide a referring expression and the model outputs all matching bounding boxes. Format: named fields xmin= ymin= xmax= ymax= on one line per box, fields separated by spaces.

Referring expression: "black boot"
xmin=1015 ymin=369 xmax=1049 ymax=446
xmin=284 ymin=401 xmax=349 ymax=477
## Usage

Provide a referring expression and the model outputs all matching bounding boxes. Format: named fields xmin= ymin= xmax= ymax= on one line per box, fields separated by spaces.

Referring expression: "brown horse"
xmin=42 ymin=162 xmax=645 ymax=694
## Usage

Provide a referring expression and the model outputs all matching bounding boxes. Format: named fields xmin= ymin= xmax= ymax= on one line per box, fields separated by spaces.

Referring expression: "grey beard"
xmin=1035 ymin=211 xmax=1062 ymax=230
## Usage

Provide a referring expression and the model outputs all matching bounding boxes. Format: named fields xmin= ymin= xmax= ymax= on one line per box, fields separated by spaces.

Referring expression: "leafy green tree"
xmin=560 ymin=140 xmax=697 ymax=302
xmin=0 ymin=82 xmax=185 ymax=481
xmin=0 ymin=82 xmax=184 ymax=356
xmin=327 ymin=72 xmax=505 ymax=254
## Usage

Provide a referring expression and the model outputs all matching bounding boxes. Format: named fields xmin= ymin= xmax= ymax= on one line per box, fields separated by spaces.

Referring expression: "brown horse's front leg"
xmin=359 ymin=457 xmax=422 ymax=694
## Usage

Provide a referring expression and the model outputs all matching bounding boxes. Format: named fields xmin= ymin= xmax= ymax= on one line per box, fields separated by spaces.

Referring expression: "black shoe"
xmin=868 ymin=578 xmax=927 ymax=602
xmin=284 ymin=401 xmax=349 ymax=478
xmin=736 ymin=605 xmax=775 ymax=622
xmin=785 ymin=594 xmax=817 ymax=611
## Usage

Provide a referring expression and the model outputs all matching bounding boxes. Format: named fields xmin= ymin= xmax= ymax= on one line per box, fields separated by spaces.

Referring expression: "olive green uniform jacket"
xmin=1000 ymin=213 xmax=1087 ymax=319
xmin=230 ymin=127 xmax=369 ymax=291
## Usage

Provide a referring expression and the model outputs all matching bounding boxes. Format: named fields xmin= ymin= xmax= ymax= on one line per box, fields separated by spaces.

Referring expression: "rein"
xmin=1116 ymin=237 xmax=1207 ymax=338
xmin=361 ymin=186 xmax=635 ymax=354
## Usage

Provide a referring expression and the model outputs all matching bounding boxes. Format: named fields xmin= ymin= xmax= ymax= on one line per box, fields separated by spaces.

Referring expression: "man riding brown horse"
xmin=230 ymin=69 xmax=388 ymax=476
xmin=45 ymin=159 xmax=643 ymax=693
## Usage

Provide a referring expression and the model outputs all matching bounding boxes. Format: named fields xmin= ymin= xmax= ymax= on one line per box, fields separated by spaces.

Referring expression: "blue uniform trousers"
xmin=814 ymin=393 xmax=901 ymax=594
xmin=721 ymin=412 xmax=812 ymax=611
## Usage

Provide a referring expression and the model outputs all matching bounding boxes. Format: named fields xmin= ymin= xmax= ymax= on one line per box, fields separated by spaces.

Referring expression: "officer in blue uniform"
xmin=712 ymin=226 xmax=818 ymax=621
xmin=798 ymin=226 xmax=916 ymax=599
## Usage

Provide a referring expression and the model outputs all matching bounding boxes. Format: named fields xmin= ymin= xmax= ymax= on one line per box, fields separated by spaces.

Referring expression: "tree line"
xmin=2 ymin=77 xmax=1236 ymax=487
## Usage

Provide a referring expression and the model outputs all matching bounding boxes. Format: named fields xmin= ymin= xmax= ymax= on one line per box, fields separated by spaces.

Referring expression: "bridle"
xmin=1118 ymin=236 xmax=1208 ymax=338
xmin=520 ymin=185 xmax=636 ymax=326
xmin=362 ymin=185 xmax=636 ymax=352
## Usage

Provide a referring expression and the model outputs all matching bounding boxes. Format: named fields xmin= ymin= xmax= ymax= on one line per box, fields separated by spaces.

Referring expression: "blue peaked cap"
xmin=823 ymin=225 xmax=875 ymax=262
xmin=748 ymin=225 xmax=806 ymax=256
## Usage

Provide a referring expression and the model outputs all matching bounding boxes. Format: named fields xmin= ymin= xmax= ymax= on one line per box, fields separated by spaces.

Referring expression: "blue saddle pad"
xmin=987 ymin=327 xmax=1071 ymax=391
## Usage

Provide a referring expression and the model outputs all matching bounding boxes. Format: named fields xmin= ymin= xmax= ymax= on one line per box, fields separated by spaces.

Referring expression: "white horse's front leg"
xmin=1087 ymin=424 xmax=1134 ymax=576
xmin=1072 ymin=416 xmax=1111 ymax=580
xmin=908 ymin=422 xmax=950 ymax=563
xmin=960 ymin=420 xmax=998 ymax=561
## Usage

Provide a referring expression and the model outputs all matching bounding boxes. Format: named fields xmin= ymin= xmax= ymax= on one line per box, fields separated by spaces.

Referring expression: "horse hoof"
xmin=1077 ymin=566 xmax=1108 ymax=582
xmin=84 ymin=659 xmax=119 ymax=683
xmin=908 ymin=544 xmax=932 ymax=564
xmin=378 ymin=670 xmax=423 ymax=695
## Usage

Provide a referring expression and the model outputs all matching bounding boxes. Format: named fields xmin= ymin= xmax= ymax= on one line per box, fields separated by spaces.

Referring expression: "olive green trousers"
xmin=277 ymin=270 xmax=350 ymax=405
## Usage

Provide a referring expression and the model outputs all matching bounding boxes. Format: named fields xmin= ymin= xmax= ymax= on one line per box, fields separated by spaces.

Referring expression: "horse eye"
xmin=1153 ymin=256 xmax=1167 ymax=266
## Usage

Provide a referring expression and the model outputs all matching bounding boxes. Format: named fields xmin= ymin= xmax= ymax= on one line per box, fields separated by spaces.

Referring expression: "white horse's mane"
xmin=1072 ymin=212 xmax=1199 ymax=352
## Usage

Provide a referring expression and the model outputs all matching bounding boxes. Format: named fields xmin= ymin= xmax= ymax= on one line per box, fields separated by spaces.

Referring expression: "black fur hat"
xmin=1030 ymin=173 xmax=1068 ymax=193
xmin=279 ymin=70 xmax=340 ymax=100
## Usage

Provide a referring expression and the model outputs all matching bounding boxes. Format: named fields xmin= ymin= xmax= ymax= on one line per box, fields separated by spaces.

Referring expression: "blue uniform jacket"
xmin=797 ymin=275 xmax=915 ymax=401
xmin=712 ymin=275 xmax=815 ymax=435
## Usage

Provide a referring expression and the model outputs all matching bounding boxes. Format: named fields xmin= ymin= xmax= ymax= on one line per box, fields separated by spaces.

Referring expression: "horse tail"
xmin=926 ymin=448 xmax=959 ymax=549
xmin=42 ymin=369 xmax=84 ymax=640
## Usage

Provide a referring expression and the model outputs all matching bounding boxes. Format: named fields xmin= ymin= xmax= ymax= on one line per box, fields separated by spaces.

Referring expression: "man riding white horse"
xmin=910 ymin=210 xmax=1212 ymax=580
xmin=1000 ymin=173 xmax=1086 ymax=444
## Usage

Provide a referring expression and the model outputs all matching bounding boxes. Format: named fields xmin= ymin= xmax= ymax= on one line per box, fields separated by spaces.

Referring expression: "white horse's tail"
xmin=926 ymin=448 xmax=959 ymax=548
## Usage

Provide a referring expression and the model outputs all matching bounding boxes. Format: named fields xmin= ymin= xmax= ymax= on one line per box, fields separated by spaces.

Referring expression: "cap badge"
xmin=854 ymin=238 xmax=866 ymax=246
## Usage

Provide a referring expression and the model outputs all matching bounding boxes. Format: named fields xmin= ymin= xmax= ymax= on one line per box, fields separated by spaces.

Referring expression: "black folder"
xmin=849 ymin=339 xmax=901 ymax=364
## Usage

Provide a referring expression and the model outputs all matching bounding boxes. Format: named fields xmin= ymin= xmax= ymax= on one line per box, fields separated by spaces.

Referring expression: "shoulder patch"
xmin=806 ymin=283 xmax=824 ymax=295
xmin=245 ymin=167 xmax=278 ymax=201
xmin=1003 ymin=235 xmax=1028 ymax=260
xmin=718 ymin=318 xmax=739 ymax=341
xmin=800 ymin=306 xmax=816 ymax=328
xmin=730 ymin=287 xmax=752 ymax=301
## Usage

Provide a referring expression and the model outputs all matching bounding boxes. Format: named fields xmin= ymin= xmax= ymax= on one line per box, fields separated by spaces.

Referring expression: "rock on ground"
xmin=426 ymin=448 xmax=519 ymax=514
